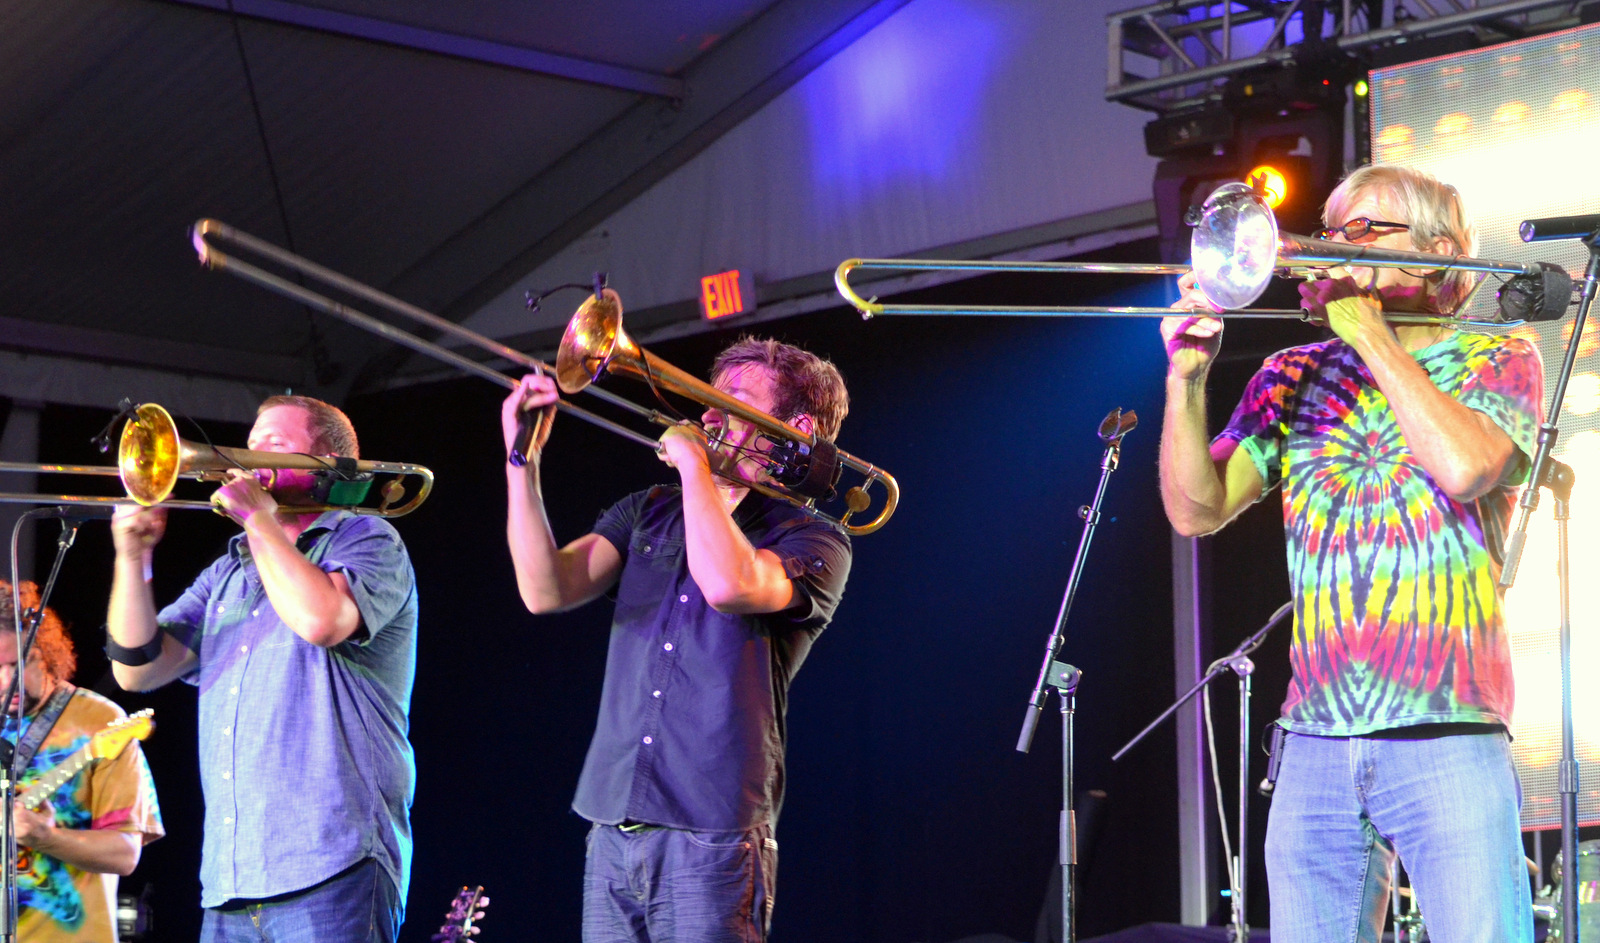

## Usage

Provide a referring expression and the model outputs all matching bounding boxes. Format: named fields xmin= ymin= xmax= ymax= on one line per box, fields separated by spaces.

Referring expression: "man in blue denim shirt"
xmin=503 ymin=325 xmax=852 ymax=943
xmin=106 ymin=396 xmax=417 ymax=943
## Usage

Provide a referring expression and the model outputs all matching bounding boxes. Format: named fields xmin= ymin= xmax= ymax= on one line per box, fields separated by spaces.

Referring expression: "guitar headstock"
xmin=90 ymin=709 xmax=155 ymax=760
xmin=431 ymin=885 xmax=488 ymax=942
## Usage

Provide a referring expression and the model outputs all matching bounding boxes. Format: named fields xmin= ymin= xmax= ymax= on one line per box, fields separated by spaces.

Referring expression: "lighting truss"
xmin=1108 ymin=0 xmax=1595 ymax=113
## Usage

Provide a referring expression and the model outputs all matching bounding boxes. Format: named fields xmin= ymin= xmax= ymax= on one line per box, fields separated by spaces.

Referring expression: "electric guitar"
xmin=432 ymin=886 xmax=489 ymax=942
xmin=18 ymin=709 xmax=155 ymax=810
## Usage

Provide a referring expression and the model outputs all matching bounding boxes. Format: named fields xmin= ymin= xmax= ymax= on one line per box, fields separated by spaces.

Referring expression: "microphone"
xmin=90 ymin=398 xmax=139 ymax=454
xmin=1097 ymin=407 xmax=1138 ymax=443
xmin=1520 ymin=214 xmax=1600 ymax=243
xmin=1497 ymin=262 xmax=1573 ymax=323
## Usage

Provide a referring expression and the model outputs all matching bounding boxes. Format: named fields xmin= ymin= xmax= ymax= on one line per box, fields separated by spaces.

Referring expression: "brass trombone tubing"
xmin=834 ymin=245 xmax=1536 ymax=330
xmin=193 ymin=220 xmax=899 ymax=535
xmin=0 ymin=493 xmax=216 ymax=512
xmin=184 ymin=444 xmax=433 ymax=512
xmin=0 ymin=462 xmax=122 ymax=477
xmin=192 ymin=220 xmax=664 ymax=453
xmin=558 ymin=294 xmax=900 ymax=535
xmin=0 ymin=449 xmax=435 ymax=518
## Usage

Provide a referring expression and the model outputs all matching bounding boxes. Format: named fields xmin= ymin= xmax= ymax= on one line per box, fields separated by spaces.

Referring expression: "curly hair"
xmin=0 ymin=581 xmax=77 ymax=683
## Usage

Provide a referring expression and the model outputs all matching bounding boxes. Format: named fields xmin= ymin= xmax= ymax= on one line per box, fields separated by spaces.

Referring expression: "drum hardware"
xmin=1539 ymin=839 xmax=1600 ymax=941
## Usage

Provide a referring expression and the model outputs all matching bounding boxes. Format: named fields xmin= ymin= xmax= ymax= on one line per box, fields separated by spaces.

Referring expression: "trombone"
xmin=1 ymin=403 xmax=434 ymax=518
xmin=835 ymin=182 xmax=1559 ymax=329
xmin=191 ymin=221 xmax=899 ymax=536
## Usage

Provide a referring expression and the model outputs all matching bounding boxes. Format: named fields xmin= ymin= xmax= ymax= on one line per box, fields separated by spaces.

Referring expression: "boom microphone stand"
xmin=1113 ymin=601 xmax=1293 ymax=942
xmin=1017 ymin=407 xmax=1138 ymax=943
xmin=1499 ymin=214 xmax=1600 ymax=943
xmin=2 ymin=506 xmax=108 ymax=942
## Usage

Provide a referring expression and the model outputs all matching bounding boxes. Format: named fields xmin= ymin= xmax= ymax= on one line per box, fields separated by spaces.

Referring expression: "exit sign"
xmin=699 ymin=269 xmax=756 ymax=321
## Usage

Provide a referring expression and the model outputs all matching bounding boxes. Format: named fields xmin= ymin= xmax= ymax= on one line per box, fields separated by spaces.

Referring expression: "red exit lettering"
xmin=700 ymin=270 xmax=745 ymax=320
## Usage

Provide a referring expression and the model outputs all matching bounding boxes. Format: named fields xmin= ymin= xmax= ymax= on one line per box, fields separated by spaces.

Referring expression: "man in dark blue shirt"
xmin=503 ymin=327 xmax=853 ymax=942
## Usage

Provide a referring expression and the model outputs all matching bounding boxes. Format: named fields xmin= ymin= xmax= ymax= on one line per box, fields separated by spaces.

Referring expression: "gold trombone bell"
xmin=556 ymin=291 xmax=899 ymax=533
xmin=0 ymin=403 xmax=434 ymax=518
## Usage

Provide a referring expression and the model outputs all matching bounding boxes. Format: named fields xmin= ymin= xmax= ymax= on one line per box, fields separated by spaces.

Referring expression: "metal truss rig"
xmin=1109 ymin=0 xmax=1594 ymax=113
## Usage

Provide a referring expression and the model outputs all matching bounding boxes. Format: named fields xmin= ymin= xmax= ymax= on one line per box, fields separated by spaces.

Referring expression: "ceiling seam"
xmin=224 ymin=0 xmax=331 ymax=385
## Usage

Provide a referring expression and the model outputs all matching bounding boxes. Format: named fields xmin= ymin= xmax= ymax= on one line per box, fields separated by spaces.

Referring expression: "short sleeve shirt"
xmin=157 ymin=510 xmax=417 ymax=905
xmin=5 ymin=690 xmax=163 ymax=943
xmin=573 ymin=487 xmax=852 ymax=831
xmin=1217 ymin=331 xmax=1544 ymax=735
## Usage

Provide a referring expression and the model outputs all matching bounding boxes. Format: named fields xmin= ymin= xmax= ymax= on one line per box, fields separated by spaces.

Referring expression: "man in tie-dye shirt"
xmin=0 ymin=580 xmax=163 ymax=943
xmin=1159 ymin=164 xmax=1542 ymax=941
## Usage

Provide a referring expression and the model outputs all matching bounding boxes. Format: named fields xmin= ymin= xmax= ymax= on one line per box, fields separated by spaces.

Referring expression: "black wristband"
xmin=105 ymin=631 xmax=164 ymax=666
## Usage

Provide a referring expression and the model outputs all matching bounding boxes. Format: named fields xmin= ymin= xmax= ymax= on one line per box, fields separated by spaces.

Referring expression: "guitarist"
xmin=0 ymin=580 xmax=164 ymax=943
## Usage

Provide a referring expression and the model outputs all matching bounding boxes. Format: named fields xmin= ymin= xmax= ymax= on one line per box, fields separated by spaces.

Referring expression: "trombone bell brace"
xmin=764 ymin=437 xmax=844 ymax=502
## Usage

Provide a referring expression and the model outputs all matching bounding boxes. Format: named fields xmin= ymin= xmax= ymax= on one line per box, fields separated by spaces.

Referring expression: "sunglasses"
xmin=1312 ymin=218 xmax=1412 ymax=241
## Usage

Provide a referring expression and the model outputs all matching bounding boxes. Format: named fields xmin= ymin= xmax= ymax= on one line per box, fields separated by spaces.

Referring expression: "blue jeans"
xmin=1265 ymin=727 xmax=1532 ymax=942
xmin=583 ymin=822 xmax=777 ymax=943
xmin=198 ymin=858 xmax=403 ymax=943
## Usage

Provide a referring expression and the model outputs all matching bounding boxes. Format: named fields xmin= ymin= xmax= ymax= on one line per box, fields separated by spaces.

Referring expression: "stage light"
xmin=1147 ymin=66 xmax=1346 ymax=261
xmin=1245 ymin=165 xmax=1288 ymax=208
xmin=1354 ymin=79 xmax=1369 ymax=97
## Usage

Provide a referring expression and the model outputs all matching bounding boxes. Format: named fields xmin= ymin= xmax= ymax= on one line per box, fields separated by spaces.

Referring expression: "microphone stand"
xmin=2 ymin=509 xmax=89 ymax=943
xmin=1017 ymin=407 xmax=1137 ymax=943
xmin=1498 ymin=226 xmax=1600 ymax=943
xmin=1112 ymin=600 xmax=1295 ymax=943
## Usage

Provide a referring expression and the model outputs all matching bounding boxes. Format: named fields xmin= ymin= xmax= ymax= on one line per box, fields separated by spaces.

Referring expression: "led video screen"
xmin=1371 ymin=23 xmax=1600 ymax=829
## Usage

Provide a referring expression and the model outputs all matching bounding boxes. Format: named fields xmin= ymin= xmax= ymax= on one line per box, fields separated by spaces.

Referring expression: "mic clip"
xmin=761 ymin=436 xmax=843 ymax=502
xmin=91 ymin=398 xmax=138 ymax=454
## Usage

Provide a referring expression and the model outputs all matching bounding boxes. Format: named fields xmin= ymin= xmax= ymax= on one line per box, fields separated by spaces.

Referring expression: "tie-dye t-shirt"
xmin=2 ymin=689 xmax=164 ymax=943
xmin=1217 ymin=331 xmax=1543 ymax=735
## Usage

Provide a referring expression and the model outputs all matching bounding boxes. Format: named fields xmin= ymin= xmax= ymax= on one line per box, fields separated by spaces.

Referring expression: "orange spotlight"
xmin=1245 ymin=164 xmax=1288 ymax=208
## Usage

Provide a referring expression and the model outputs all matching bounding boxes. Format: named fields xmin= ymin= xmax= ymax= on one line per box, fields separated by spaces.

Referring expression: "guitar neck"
xmin=18 ymin=741 xmax=97 ymax=811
